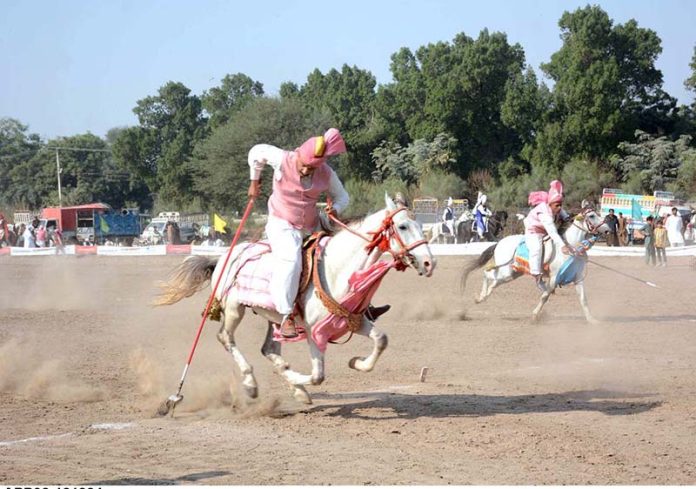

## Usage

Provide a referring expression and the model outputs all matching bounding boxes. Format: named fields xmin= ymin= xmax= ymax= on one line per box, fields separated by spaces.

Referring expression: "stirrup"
xmin=366 ymin=304 xmax=391 ymax=321
xmin=279 ymin=314 xmax=299 ymax=339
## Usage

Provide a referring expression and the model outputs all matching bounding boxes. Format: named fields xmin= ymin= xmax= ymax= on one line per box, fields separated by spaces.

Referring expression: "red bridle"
xmin=329 ymin=207 xmax=428 ymax=272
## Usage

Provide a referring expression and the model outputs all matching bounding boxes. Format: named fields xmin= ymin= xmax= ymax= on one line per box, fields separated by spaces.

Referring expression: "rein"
xmin=328 ymin=207 xmax=427 ymax=272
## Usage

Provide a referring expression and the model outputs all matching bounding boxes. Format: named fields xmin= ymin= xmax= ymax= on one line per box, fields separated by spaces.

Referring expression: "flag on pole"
xmin=631 ymin=198 xmax=642 ymax=221
xmin=213 ymin=213 xmax=228 ymax=233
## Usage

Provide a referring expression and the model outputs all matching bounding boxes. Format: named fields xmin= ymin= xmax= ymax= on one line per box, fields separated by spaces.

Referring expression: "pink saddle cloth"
xmin=228 ymin=240 xmax=399 ymax=353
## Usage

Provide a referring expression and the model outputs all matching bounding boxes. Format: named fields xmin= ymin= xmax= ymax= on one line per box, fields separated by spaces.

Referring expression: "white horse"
xmin=461 ymin=208 xmax=609 ymax=323
xmin=429 ymin=209 xmax=474 ymax=244
xmin=155 ymin=195 xmax=435 ymax=405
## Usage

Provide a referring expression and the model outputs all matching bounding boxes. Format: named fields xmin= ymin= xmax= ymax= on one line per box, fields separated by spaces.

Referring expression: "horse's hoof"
xmin=244 ymin=385 xmax=258 ymax=399
xmin=348 ymin=357 xmax=365 ymax=370
xmin=586 ymin=317 xmax=600 ymax=325
xmin=292 ymin=387 xmax=312 ymax=405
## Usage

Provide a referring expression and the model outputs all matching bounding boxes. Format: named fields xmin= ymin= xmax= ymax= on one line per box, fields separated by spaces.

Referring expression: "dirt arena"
xmin=1 ymin=253 xmax=695 ymax=484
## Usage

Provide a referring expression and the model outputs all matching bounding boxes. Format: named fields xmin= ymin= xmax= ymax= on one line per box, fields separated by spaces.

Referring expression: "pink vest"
xmin=268 ymin=151 xmax=332 ymax=231
xmin=524 ymin=202 xmax=552 ymax=235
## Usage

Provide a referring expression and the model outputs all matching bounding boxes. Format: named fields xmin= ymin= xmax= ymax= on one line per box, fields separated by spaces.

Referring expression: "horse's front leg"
xmin=260 ymin=322 xmax=313 ymax=404
xmin=575 ymin=281 xmax=599 ymax=324
xmin=216 ymin=302 xmax=258 ymax=399
xmin=348 ymin=317 xmax=388 ymax=373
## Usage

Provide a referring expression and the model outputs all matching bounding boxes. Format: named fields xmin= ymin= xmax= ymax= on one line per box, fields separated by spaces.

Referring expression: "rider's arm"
xmin=327 ymin=169 xmax=349 ymax=215
xmin=248 ymin=144 xmax=285 ymax=180
xmin=539 ymin=212 xmax=566 ymax=247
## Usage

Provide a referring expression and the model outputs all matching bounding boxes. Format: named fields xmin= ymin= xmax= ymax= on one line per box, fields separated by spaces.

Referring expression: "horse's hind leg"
xmin=216 ymin=301 xmax=258 ymax=398
xmin=476 ymin=270 xmax=498 ymax=303
xmin=575 ymin=282 xmax=599 ymax=324
xmin=531 ymin=290 xmax=552 ymax=322
xmin=260 ymin=323 xmax=313 ymax=404
xmin=348 ymin=317 xmax=388 ymax=373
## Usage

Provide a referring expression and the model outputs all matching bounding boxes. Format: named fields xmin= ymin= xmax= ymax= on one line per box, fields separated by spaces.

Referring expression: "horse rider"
xmin=248 ymin=128 xmax=389 ymax=338
xmin=442 ymin=197 xmax=455 ymax=236
xmin=473 ymin=192 xmax=492 ymax=240
xmin=523 ymin=180 xmax=573 ymax=292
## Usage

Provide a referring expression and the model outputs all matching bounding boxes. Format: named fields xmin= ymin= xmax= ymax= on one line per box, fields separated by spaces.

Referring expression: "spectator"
xmin=684 ymin=222 xmax=694 ymax=245
xmin=665 ymin=207 xmax=684 ymax=247
xmin=52 ymin=227 xmax=65 ymax=255
xmin=15 ymin=223 xmax=26 ymax=247
xmin=644 ymin=216 xmax=655 ymax=266
xmin=23 ymin=225 xmax=36 ymax=248
xmin=654 ymin=219 xmax=669 ymax=267
xmin=604 ymin=209 xmax=619 ymax=246
xmin=617 ymin=212 xmax=628 ymax=246
xmin=35 ymin=225 xmax=47 ymax=247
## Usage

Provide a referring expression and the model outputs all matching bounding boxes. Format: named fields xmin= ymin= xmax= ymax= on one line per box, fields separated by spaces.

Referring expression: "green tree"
xmin=613 ymin=130 xmax=694 ymax=193
xmin=534 ymin=6 xmax=670 ymax=169
xmin=202 ymin=73 xmax=264 ymax=129
xmin=292 ymin=65 xmax=382 ymax=179
xmin=188 ymin=97 xmax=332 ymax=213
xmin=112 ymin=81 xmax=209 ymax=208
xmin=0 ymin=118 xmax=42 ymax=207
xmin=372 ymin=133 xmax=457 ymax=185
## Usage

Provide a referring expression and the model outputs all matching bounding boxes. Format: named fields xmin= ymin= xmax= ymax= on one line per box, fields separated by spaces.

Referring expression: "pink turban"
xmin=296 ymin=128 xmax=347 ymax=168
xmin=527 ymin=180 xmax=564 ymax=206
xmin=547 ymin=180 xmax=564 ymax=204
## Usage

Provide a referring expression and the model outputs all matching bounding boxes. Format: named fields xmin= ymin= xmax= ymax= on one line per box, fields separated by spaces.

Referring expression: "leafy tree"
xmin=112 ymin=81 xmax=208 ymax=208
xmin=613 ymin=130 xmax=694 ymax=193
xmin=0 ymin=118 xmax=42 ymax=207
xmin=371 ymin=133 xmax=457 ymax=185
xmin=684 ymin=45 xmax=696 ymax=95
xmin=292 ymin=65 xmax=382 ymax=179
xmin=202 ymin=73 xmax=264 ymax=129
xmin=188 ymin=97 xmax=332 ymax=213
xmin=533 ymin=6 xmax=670 ymax=169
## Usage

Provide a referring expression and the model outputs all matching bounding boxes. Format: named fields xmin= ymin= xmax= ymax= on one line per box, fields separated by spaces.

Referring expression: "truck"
xmin=599 ymin=189 xmax=691 ymax=244
xmin=41 ymin=203 xmax=145 ymax=245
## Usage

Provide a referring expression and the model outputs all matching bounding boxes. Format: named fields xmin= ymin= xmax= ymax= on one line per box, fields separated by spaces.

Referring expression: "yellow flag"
xmin=99 ymin=215 xmax=110 ymax=234
xmin=213 ymin=213 xmax=227 ymax=233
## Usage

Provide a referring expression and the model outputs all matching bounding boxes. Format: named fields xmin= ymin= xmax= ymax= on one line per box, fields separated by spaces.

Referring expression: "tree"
xmin=0 ymin=118 xmax=42 ymax=207
xmin=372 ymin=133 xmax=457 ymax=185
xmin=202 ymin=73 xmax=264 ymax=129
xmin=292 ymin=65 xmax=382 ymax=179
xmin=684 ymin=45 xmax=696 ymax=95
xmin=112 ymin=81 xmax=209 ymax=208
xmin=613 ymin=130 xmax=694 ymax=193
xmin=533 ymin=6 xmax=670 ymax=169
xmin=188 ymin=97 xmax=332 ymax=213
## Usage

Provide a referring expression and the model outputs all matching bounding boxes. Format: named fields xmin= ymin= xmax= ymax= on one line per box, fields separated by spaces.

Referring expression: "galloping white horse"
xmin=156 ymin=195 xmax=435 ymax=405
xmin=429 ymin=209 xmax=474 ymax=244
xmin=461 ymin=208 xmax=609 ymax=322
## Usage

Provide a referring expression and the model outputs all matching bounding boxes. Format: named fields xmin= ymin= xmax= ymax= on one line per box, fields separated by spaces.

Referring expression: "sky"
xmin=1 ymin=0 xmax=695 ymax=140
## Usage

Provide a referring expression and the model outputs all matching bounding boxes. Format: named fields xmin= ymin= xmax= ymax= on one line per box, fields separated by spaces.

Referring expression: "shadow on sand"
xmin=307 ymin=389 xmax=660 ymax=420
xmin=85 ymin=470 xmax=231 ymax=486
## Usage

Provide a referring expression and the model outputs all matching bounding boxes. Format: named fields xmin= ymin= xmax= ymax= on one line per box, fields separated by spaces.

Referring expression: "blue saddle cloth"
xmin=513 ymin=240 xmax=586 ymax=286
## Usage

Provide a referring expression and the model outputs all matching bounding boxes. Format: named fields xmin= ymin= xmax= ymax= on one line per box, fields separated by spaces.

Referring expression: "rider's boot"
xmin=365 ymin=303 xmax=391 ymax=321
xmin=279 ymin=313 xmax=299 ymax=339
xmin=534 ymin=274 xmax=548 ymax=293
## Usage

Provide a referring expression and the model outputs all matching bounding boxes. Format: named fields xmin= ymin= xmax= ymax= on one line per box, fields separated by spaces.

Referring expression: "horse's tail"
xmin=460 ymin=243 xmax=497 ymax=291
xmin=153 ymin=255 xmax=217 ymax=306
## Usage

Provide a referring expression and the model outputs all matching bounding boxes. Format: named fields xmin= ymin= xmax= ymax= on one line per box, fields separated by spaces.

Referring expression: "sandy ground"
xmin=1 ymin=253 xmax=696 ymax=485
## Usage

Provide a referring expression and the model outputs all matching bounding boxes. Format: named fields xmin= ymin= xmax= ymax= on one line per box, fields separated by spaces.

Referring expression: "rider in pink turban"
xmin=523 ymin=180 xmax=572 ymax=292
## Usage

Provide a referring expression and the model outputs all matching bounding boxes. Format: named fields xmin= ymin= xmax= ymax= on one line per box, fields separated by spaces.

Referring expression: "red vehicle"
xmin=41 ymin=203 xmax=111 ymax=243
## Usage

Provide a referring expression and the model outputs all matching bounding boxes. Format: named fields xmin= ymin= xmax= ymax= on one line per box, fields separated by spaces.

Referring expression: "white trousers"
xmin=444 ymin=220 xmax=454 ymax=235
xmin=525 ymin=233 xmax=544 ymax=276
xmin=266 ymin=217 xmax=308 ymax=315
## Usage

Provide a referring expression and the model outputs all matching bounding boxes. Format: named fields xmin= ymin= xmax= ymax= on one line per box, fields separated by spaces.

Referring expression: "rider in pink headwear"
xmin=247 ymin=129 xmax=350 ymax=338
xmin=523 ymin=180 xmax=573 ymax=292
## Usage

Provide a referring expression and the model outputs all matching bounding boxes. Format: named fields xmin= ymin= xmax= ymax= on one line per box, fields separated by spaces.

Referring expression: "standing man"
xmin=603 ymin=209 xmax=619 ymax=246
xmin=617 ymin=212 xmax=628 ymax=246
xmin=523 ymin=180 xmax=573 ymax=292
xmin=665 ymin=207 xmax=685 ymax=247
xmin=643 ymin=216 xmax=656 ymax=266
xmin=248 ymin=128 xmax=350 ymax=338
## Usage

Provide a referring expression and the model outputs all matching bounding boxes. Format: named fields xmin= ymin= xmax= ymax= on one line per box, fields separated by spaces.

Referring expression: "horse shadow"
xmin=307 ymin=389 xmax=660 ymax=420
xmin=85 ymin=470 xmax=231 ymax=486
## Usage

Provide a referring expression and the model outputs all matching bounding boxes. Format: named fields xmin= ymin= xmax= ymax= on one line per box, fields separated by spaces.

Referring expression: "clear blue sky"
xmin=1 ymin=0 xmax=694 ymax=140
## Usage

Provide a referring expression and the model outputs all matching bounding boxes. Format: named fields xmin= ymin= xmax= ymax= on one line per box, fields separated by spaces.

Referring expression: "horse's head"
xmin=574 ymin=207 xmax=610 ymax=236
xmin=384 ymin=194 xmax=436 ymax=277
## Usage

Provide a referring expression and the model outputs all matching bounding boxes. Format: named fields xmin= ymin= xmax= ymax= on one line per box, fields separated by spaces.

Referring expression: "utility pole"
xmin=55 ymin=149 xmax=63 ymax=207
